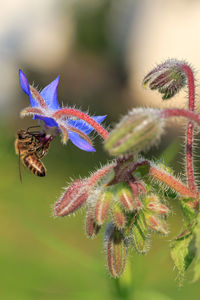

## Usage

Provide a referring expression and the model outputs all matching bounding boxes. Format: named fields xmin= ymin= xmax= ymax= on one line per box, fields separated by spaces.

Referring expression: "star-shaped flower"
xmin=19 ymin=70 xmax=108 ymax=152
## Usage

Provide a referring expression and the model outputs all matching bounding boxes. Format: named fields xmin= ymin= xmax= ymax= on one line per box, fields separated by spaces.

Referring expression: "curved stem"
xmin=161 ymin=108 xmax=200 ymax=126
xmin=181 ymin=64 xmax=197 ymax=192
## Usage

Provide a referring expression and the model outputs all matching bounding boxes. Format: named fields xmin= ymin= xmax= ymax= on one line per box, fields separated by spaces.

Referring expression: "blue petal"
xmin=34 ymin=115 xmax=59 ymax=127
xmin=68 ymin=131 xmax=96 ymax=152
xmin=19 ymin=69 xmax=40 ymax=108
xmin=68 ymin=115 xmax=106 ymax=135
xmin=19 ymin=69 xmax=30 ymax=95
xmin=40 ymin=76 xmax=60 ymax=110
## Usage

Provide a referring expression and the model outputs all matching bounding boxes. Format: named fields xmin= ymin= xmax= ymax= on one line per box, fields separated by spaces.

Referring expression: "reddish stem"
xmin=161 ymin=108 xmax=200 ymax=126
xmin=88 ymin=164 xmax=115 ymax=186
xmin=149 ymin=165 xmax=198 ymax=199
xmin=181 ymin=64 xmax=196 ymax=192
xmin=52 ymin=108 xmax=109 ymax=140
xmin=181 ymin=65 xmax=195 ymax=111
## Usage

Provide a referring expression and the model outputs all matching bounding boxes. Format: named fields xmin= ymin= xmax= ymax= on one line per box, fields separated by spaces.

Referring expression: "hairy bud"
xmin=104 ymin=108 xmax=164 ymax=156
xmin=95 ymin=190 xmax=112 ymax=225
xmin=131 ymin=211 xmax=150 ymax=254
xmin=145 ymin=194 xmax=170 ymax=215
xmin=117 ymin=184 xmax=135 ymax=211
xmin=104 ymin=223 xmax=128 ymax=278
xmin=85 ymin=211 xmax=101 ymax=238
xmin=54 ymin=179 xmax=89 ymax=216
xmin=145 ymin=212 xmax=169 ymax=235
xmin=112 ymin=204 xmax=127 ymax=229
xmin=143 ymin=59 xmax=187 ymax=100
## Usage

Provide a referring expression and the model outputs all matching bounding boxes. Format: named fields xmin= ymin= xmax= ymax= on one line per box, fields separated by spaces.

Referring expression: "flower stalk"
xmin=180 ymin=64 xmax=196 ymax=192
xmin=149 ymin=165 xmax=198 ymax=199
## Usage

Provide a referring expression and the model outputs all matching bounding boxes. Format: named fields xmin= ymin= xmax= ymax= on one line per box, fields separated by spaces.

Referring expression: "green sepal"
xmin=130 ymin=211 xmax=150 ymax=254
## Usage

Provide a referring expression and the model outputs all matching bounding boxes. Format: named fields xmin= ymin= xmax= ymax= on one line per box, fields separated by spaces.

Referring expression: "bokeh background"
xmin=1 ymin=0 xmax=200 ymax=299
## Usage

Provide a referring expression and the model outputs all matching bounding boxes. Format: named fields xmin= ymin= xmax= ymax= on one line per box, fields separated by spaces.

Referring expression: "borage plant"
xmin=18 ymin=60 xmax=200 ymax=284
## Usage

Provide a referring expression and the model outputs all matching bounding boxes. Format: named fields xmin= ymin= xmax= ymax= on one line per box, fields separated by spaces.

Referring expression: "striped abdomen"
xmin=22 ymin=154 xmax=46 ymax=177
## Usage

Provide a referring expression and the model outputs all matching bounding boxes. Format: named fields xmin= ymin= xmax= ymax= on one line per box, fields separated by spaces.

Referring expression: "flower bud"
xmin=85 ymin=211 xmax=101 ymax=238
xmin=54 ymin=179 xmax=89 ymax=216
xmin=128 ymin=181 xmax=144 ymax=211
xmin=112 ymin=204 xmax=127 ymax=229
xmin=95 ymin=190 xmax=112 ymax=225
xmin=117 ymin=183 xmax=135 ymax=211
xmin=145 ymin=212 xmax=169 ymax=235
xmin=131 ymin=211 xmax=150 ymax=254
xmin=104 ymin=223 xmax=128 ymax=278
xmin=104 ymin=108 xmax=164 ymax=156
xmin=145 ymin=194 xmax=170 ymax=215
xmin=143 ymin=59 xmax=187 ymax=100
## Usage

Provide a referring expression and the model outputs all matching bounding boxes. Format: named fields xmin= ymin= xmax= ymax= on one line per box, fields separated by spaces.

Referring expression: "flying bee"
xmin=15 ymin=126 xmax=52 ymax=181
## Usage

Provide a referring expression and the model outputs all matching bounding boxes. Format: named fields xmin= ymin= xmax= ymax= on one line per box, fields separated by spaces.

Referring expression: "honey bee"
xmin=15 ymin=126 xmax=52 ymax=181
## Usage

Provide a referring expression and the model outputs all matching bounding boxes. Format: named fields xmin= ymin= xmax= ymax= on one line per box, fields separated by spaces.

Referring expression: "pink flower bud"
xmin=143 ymin=59 xmax=187 ymax=100
xmin=54 ymin=179 xmax=89 ymax=216
xmin=95 ymin=190 xmax=112 ymax=225
xmin=117 ymin=184 xmax=135 ymax=211
xmin=145 ymin=213 xmax=169 ymax=235
xmin=147 ymin=202 xmax=169 ymax=215
xmin=112 ymin=204 xmax=127 ymax=229
xmin=85 ymin=211 xmax=101 ymax=238
xmin=131 ymin=211 xmax=150 ymax=254
xmin=145 ymin=194 xmax=170 ymax=215
xmin=128 ymin=181 xmax=144 ymax=211
xmin=104 ymin=223 xmax=128 ymax=278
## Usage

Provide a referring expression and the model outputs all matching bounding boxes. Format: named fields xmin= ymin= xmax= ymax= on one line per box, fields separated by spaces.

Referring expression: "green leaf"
xmin=171 ymin=231 xmax=196 ymax=282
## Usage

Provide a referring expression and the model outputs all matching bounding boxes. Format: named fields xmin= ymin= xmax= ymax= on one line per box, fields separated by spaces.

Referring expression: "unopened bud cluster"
xmin=53 ymin=59 xmax=200 ymax=281
xmin=54 ymin=158 xmax=170 ymax=277
xmin=143 ymin=59 xmax=187 ymax=99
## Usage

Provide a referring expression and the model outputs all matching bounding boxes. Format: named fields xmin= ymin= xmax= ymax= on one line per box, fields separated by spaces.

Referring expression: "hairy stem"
xmin=161 ymin=108 xmax=200 ymax=127
xmin=149 ymin=165 xmax=198 ymax=199
xmin=181 ymin=64 xmax=197 ymax=192
xmin=88 ymin=164 xmax=115 ymax=186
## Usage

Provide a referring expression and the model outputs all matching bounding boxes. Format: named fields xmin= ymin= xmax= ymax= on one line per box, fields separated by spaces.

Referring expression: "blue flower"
xmin=19 ymin=70 xmax=107 ymax=152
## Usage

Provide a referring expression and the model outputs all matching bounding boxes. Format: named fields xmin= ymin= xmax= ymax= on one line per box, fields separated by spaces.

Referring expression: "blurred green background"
xmin=1 ymin=0 xmax=200 ymax=299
